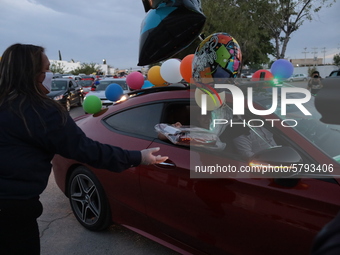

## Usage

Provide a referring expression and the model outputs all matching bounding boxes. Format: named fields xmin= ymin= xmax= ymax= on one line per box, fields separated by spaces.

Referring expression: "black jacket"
xmin=0 ymin=97 xmax=141 ymax=199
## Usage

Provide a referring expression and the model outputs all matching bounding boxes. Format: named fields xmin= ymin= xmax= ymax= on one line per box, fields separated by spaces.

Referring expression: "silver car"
xmin=287 ymin=73 xmax=308 ymax=82
xmin=85 ymin=78 xmax=130 ymax=105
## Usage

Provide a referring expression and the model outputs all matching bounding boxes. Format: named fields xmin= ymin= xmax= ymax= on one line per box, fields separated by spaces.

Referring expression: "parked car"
xmin=62 ymin=75 xmax=82 ymax=81
xmin=78 ymin=75 xmax=95 ymax=94
xmin=287 ymin=73 xmax=308 ymax=82
xmin=47 ymin=78 xmax=84 ymax=111
xmin=326 ymin=69 xmax=340 ymax=78
xmin=85 ymin=78 xmax=129 ymax=105
xmin=52 ymin=84 xmax=340 ymax=255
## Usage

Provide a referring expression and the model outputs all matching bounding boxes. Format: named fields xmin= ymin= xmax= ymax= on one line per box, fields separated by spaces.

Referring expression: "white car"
xmin=287 ymin=73 xmax=308 ymax=82
xmin=85 ymin=78 xmax=130 ymax=105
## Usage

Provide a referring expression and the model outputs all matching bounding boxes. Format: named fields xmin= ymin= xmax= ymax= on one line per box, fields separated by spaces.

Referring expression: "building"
xmin=290 ymin=58 xmax=323 ymax=67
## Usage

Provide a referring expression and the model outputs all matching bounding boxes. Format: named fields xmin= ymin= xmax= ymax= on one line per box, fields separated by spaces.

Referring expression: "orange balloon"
xmin=180 ymin=54 xmax=194 ymax=83
xmin=147 ymin=66 xmax=166 ymax=86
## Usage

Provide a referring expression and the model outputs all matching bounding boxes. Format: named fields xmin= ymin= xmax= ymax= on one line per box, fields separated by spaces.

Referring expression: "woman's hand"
xmin=141 ymin=147 xmax=168 ymax=165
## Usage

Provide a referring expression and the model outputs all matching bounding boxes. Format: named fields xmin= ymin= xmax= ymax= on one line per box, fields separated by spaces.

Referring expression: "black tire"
xmin=68 ymin=166 xmax=112 ymax=231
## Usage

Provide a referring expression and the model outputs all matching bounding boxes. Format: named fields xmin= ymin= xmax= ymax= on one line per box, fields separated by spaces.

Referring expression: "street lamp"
xmin=102 ymin=59 xmax=106 ymax=65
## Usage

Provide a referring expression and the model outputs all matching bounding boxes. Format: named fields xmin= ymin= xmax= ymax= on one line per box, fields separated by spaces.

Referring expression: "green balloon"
xmin=83 ymin=95 xmax=102 ymax=114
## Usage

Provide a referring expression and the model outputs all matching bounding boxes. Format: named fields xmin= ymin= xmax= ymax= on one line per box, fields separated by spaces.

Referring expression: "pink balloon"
xmin=126 ymin=72 xmax=145 ymax=90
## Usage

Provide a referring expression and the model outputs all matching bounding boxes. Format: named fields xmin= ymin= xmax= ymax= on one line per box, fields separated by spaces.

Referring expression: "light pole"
xmin=302 ymin=47 xmax=309 ymax=67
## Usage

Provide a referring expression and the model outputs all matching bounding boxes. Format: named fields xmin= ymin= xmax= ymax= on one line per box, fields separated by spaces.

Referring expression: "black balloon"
xmin=138 ymin=0 xmax=206 ymax=66
xmin=142 ymin=0 xmax=163 ymax=12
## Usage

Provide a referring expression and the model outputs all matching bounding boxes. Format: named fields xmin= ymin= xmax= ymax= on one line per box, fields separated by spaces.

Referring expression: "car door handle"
xmin=155 ymin=160 xmax=176 ymax=169
xmin=157 ymin=162 xmax=176 ymax=167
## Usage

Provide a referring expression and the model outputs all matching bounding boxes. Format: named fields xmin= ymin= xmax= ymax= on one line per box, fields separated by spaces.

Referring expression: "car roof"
xmin=100 ymin=78 xmax=127 ymax=81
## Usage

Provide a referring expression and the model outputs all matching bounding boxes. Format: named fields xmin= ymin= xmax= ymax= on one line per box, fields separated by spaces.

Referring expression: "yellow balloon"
xmin=194 ymin=88 xmax=225 ymax=111
xmin=147 ymin=66 xmax=166 ymax=86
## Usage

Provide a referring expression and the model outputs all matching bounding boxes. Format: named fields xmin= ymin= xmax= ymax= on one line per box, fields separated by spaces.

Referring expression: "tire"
xmin=77 ymin=95 xmax=84 ymax=106
xmin=68 ymin=166 xmax=112 ymax=231
xmin=65 ymin=99 xmax=71 ymax=112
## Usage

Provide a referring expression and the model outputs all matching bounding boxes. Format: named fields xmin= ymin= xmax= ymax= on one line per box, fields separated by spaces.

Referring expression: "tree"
xmin=258 ymin=0 xmax=335 ymax=59
xmin=71 ymin=62 xmax=100 ymax=75
xmin=173 ymin=0 xmax=274 ymax=66
xmin=333 ymin=53 xmax=340 ymax=67
xmin=173 ymin=0 xmax=335 ymax=66
xmin=50 ymin=62 xmax=66 ymax=74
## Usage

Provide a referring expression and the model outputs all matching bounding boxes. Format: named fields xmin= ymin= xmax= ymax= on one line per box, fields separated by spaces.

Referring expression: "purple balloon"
xmin=271 ymin=59 xmax=294 ymax=79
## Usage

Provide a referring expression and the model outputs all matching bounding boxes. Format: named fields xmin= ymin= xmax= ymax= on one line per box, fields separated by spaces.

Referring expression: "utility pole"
xmin=311 ymin=47 xmax=318 ymax=67
xmin=321 ymin=47 xmax=326 ymax=65
xmin=302 ymin=47 xmax=309 ymax=66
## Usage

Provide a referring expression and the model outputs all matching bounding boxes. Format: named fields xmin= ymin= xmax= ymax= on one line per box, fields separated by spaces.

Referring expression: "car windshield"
xmin=79 ymin=80 xmax=93 ymax=87
xmin=51 ymin=80 xmax=67 ymax=91
xmin=96 ymin=80 xmax=128 ymax=91
xmin=253 ymin=86 xmax=340 ymax=164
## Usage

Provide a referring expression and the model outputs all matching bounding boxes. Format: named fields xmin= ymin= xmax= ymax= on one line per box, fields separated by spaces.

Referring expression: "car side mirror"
xmin=315 ymin=78 xmax=340 ymax=124
xmin=248 ymin=146 xmax=303 ymax=178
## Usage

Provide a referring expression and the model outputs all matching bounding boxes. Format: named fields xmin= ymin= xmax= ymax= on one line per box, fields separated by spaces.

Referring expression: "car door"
xmin=98 ymin=102 xmax=164 ymax=224
xmin=140 ymin=110 xmax=340 ymax=255
xmin=68 ymin=80 xmax=78 ymax=105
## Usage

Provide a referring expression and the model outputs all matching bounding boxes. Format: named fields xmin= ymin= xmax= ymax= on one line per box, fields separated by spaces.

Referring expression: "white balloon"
xmin=194 ymin=88 xmax=225 ymax=111
xmin=160 ymin=59 xmax=183 ymax=83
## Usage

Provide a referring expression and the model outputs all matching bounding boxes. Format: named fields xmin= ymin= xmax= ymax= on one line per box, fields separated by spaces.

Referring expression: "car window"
xmin=104 ymin=103 xmax=163 ymax=138
xmin=51 ymin=80 xmax=67 ymax=91
xmin=330 ymin=71 xmax=340 ymax=77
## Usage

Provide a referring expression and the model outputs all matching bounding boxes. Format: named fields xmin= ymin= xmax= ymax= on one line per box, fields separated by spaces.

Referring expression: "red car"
xmin=52 ymin=84 xmax=340 ymax=255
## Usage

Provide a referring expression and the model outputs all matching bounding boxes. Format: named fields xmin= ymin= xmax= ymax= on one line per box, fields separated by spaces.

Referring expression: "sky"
xmin=1 ymin=0 xmax=339 ymax=70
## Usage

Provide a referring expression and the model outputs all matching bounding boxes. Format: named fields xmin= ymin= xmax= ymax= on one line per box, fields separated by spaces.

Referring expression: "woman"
xmin=0 ymin=43 xmax=167 ymax=254
xmin=307 ymin=70 xmax=323 ymax=95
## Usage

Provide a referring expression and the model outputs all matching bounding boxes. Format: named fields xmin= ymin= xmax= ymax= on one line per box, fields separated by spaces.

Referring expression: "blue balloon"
xmin=142 ymin=80 xmax=154 ymax=89
xmin=105 ymin=83 xmax=124 ymax=102
xmin=94 ymin=80 xmax=100 ymax=85
xmin=271 ymin=59 xmax=294 ymax=79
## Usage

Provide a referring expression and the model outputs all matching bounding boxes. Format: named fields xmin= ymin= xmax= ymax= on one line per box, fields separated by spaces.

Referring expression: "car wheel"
xmin=78 ymin=95 xmax=84 ymax=106
xmin=68 ymin=166 xmax=112 ymax=231
xmin=65 ymin=99 xmax=71 ymax=112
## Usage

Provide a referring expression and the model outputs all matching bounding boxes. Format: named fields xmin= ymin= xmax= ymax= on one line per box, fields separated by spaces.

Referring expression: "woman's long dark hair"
xmin=0 ymin=43 xmax=67 ymax=135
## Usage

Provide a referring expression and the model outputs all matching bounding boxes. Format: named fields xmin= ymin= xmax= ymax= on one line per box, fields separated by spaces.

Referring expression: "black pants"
xmin=0 ymin=197 xmax=43 ymax=255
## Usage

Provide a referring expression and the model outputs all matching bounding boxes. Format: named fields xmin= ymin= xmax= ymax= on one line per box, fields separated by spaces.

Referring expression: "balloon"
xmin=251 ymin=69 xmax=274 ymax=81
xmin=160 ymin=58 xmax=183 ymax=83
xmin=142 ymin=80 xmax=154 ymax=89
xmin=94 ymin=80 xmax=100 ymax=85
xmin=126 ymin=71 xmax=145 ymax=90
xmin=105 ymin=83 xmax=124 ymax=102
xmin=271 ymin=59 xmax=294 ymax=79
xmin=138 ymin=0 xmax=206 ymax=66
xmin=180 ymin=54 xmax=194 ymax=83
xmin=194 ymin=88 xmax=226 ymax=111
xmin=192 ymin=32 xmax=242 ymax=83
xmin=83 ymin=95 xmax=102 ymax=114
xmin=147 ymin=66 xmax=167 ymax=86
